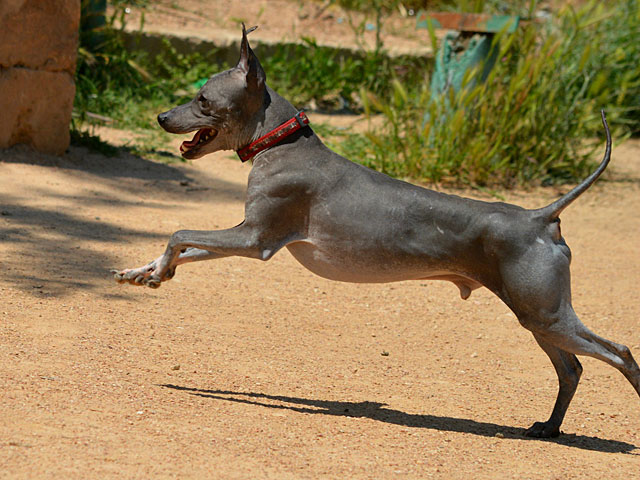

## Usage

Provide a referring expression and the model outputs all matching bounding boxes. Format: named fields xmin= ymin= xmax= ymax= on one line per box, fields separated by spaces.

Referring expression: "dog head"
xmin=157 ymin=24 xmax=266 ymax=159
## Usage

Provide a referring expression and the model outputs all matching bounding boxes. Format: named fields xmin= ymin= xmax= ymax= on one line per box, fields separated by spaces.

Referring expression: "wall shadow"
xmin=159 ymin=384 xmax=639 ymax=455
xmin=0 ymin=144 xmax=246 ymax=298
xmin=0 ymin=191 xmax=165 ymax=297
xmin=1 ymin=144 xmax=246 ymax=197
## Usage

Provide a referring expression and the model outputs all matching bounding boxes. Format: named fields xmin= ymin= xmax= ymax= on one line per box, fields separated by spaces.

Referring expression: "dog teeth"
xmin=199 ymin=129 xmax=216 ymax=144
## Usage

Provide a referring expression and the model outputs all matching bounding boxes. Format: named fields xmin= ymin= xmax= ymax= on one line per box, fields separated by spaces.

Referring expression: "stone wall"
xmin=0 ymin=0 xmax=80 ymax=155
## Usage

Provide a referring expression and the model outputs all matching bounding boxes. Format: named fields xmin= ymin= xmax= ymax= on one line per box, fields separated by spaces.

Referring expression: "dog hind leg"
xmin=525 ymin=334 xmax=583 ymax=438
xmin=520 ymin=305 xmax=640 ymax=437
xmin=537 ymin=308 xmax=640 ymax=396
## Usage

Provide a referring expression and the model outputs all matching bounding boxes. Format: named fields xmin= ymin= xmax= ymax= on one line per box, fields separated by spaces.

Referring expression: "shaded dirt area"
xmin=1 ymin=122 xmax=639 ymax=478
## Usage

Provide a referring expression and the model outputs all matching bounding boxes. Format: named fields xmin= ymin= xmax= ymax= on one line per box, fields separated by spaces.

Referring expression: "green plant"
xmin=74 ymin=0 xmax=430 ymax=133
xmin=563 ymin=0 xmax=640 ymax=135
xmin=336 ymin=0 xmax=639 ymax=188
xmin=74 ymin=1 xmax=231 ymax=144
xmin=261 ymin=40 xmax=427 ymax=109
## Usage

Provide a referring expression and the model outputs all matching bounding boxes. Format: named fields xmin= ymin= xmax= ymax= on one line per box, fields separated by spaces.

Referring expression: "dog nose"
xmin=157 ymin=111 xmax=169 ymax=126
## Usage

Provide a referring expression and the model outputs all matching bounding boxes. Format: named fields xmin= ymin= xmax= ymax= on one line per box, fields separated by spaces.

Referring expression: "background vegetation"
xmin=74 ymin=0 xmax=640 ymax=187
xmin=335 ymin=0 xmax=640 ymax=187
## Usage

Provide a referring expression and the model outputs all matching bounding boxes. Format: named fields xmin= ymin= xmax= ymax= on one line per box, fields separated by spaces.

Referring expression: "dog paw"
xmin=112 ymin=265 xmax=155 ymax=286
xmin=141 ymin=265 xmax=176 ymax=288
xmin=143 ymin=278 xmax=162 ymax=289
xmin=112 ymin=258 xmax=175 ymax=288
xmin=112 ymin=269 xmax=131 ymax=284
xmin=524 ymin=421 xmax=561 ymax=438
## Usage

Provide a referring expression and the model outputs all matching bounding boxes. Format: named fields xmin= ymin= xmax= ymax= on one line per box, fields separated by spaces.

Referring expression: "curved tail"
xmin=533 ymin=110 xmax=612 ymax=222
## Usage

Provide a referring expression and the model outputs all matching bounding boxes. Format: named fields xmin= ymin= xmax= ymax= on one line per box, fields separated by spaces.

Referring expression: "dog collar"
xmin=237 ymin=111 xmax=310 ymax=162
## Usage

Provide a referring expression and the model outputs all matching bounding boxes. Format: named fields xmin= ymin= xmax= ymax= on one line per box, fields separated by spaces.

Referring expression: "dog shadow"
xmin=159 ymin=383 xmax=638 ymax=454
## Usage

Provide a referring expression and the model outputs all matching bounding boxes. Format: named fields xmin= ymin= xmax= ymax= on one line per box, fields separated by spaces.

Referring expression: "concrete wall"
xmin=0 ymin=0 xmax=80 ymax=155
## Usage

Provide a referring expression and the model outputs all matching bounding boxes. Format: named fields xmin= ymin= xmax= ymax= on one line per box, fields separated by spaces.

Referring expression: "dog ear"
xmin=237 ymin=23 xmax=266 ymax=90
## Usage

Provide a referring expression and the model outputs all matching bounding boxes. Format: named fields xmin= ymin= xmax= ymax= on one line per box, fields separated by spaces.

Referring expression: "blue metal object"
xmin=417 ymin=12 xmax=520 ymax=99
xmin=430 ymin=31 xmax=497 ymax=100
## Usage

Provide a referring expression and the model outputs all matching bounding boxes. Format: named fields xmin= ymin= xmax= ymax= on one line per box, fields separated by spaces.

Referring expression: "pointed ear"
xmin=236 ymin=23 xmax=266 ymax=89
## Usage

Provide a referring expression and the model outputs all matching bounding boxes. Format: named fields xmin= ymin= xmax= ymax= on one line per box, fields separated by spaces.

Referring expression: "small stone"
xmin=381 ymin=351 xmax=390 ymax=356
xmin=495 ymin=432 xmax=505 ymax=438
xmin=172 ymin=365 xmax=180 ymax=371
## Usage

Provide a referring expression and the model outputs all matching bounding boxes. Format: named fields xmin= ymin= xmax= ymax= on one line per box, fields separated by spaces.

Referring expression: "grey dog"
xmin=114 ymin=25 xmax=639 ymax=438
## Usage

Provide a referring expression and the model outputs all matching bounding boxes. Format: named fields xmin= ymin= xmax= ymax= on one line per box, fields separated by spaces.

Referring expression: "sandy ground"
xmin=1 ymin=117 xmax=639 ymax=478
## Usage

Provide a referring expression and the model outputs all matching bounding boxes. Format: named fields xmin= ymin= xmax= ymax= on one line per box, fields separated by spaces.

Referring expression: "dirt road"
xmin=1 ymin=127 xmax=639 ymax=478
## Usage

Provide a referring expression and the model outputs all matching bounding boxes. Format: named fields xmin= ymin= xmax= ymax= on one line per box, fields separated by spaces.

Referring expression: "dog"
xmin=114 ymin=25 xmax=639 ymax=438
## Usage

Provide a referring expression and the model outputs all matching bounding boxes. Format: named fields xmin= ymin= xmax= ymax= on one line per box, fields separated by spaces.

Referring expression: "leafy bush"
xmin=261 ymin=39 xmax=427 ymax=109
xmin=335 ymin=0 xmax=640 ymax=187
xmin=75 ymin=12 xmax=221 ymax=131
xmin=74 ymin=1 xmax=639 ymax=187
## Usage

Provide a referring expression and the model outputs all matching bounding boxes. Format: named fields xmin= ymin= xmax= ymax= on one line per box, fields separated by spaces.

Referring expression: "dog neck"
xmin=236 ymin=86 xmax=311 ymax=162
xmin=236 ymin=111 xmax=310 ymax=162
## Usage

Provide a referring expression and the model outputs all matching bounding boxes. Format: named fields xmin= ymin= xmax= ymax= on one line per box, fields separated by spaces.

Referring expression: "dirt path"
xmin=1 ymin=122 xmax=639 ymax=478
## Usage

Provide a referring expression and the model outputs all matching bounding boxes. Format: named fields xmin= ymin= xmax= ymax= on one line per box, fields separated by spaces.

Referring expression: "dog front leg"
xmin=112 ymin=248 xmax=226 ymax=287
xmin=175 ymin=247 xmax=224 ymax=265
xmin=114 ymin=223 xmax=283 ymax=288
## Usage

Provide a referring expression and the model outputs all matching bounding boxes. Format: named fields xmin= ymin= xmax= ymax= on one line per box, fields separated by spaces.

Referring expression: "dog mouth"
xmin=179 ymin=128 xmax=218 ymax=155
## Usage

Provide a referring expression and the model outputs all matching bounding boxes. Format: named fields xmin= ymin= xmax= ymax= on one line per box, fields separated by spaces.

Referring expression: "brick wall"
xmin=0 ymin=0 xmax=80 ymax=155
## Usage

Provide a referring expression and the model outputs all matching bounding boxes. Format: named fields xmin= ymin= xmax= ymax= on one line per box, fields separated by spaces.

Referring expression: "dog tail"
xmin=533 ymin=110 xmax=612 ymax=222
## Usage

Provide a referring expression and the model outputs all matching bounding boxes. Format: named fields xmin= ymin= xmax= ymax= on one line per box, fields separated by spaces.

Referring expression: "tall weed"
xmin=564 ymin=0 xmax=640 ymax=135
xmin=338 ymin=0 xmax=640 ymax=187
xmin=75 ymin=0 xmax=232 ymax=133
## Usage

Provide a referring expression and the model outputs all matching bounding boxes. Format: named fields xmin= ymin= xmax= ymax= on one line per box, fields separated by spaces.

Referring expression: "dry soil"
xmin=1 ymin=124 xmax=639 ymax=478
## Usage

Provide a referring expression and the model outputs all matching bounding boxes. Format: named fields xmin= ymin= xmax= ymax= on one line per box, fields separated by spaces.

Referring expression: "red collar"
xmin=237 ymin=111 xmax=310 ymax=162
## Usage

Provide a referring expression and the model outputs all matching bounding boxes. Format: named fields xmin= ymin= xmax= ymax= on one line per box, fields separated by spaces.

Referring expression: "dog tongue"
xmin=181 ymin=129 xmax=205 ymax=150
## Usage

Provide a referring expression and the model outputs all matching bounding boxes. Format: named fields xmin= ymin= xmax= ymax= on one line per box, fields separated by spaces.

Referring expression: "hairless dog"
xmin=114 ymin=25 xmax=639 ymax=438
